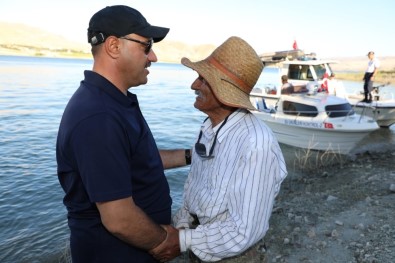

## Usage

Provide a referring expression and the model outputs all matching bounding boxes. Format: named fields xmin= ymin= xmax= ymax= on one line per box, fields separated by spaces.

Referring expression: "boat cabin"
xmin=278 ymin=95 xmax=355 ymax=118
xmin=254 ymin=49 xmax=338 ymax=96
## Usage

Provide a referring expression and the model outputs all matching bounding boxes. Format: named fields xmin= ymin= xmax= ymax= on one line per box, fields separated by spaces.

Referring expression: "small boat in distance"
xmin=250 ymin=92 xmax=380 ymax=154
xmin=254 ymin=49 xmax=395 ymax=127
xmin=346 ymin=83 xmax=395 ymax=127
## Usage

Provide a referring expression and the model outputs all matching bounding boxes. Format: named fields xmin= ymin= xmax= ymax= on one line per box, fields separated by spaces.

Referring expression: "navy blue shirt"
xmin=56 ymin=71 xmax=171 ymax=262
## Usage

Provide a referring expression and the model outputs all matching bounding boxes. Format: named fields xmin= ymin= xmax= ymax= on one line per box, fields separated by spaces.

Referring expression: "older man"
xmin=151 ymin=36 xmax=287 ymax=262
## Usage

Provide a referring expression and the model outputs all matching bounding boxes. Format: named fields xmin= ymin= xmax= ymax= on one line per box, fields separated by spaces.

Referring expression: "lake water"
xmin=0 ymin=55 xmax=394 ymax=263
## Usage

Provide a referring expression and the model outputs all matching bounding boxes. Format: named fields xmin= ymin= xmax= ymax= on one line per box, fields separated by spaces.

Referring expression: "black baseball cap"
xmin=87 ymin=5 xmax=169 ymax=46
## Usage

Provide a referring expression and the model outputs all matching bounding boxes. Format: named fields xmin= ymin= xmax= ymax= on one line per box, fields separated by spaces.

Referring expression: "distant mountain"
xmin=0 ymin=21 xmax=91 ymax=57
xmin=0 ymin=21 xmax=216 ymax=63
xmin=329 ymin=56 xmax=395 ymax=72
xmin=2 ymin=22 xmax=394 ymax=69
xmin=154 ymin=41 xmax=216 ymax=63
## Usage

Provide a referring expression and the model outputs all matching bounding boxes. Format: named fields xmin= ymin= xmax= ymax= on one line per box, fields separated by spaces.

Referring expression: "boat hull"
xmin=251 ymin=94 xmax=395 ymax=128
xmin=253 ymin=111 xmax=378 ymax=154
xmin=347 ymin=98 xmax=395 ymax=128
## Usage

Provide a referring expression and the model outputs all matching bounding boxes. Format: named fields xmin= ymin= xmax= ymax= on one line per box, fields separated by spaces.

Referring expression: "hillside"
xmin=327 ymin=56 xmax=395 ymax=72
xmin=1 ymin=21 xmax=395 ymax=70
xmin=0 ymin=22 xmax=215 ymax=62
xmin=0 ymin=22 xmax=91 ymax=58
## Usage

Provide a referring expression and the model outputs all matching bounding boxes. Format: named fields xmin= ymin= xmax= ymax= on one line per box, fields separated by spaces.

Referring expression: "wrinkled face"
xmin=191 ymin=75 xmax=222 ymax=114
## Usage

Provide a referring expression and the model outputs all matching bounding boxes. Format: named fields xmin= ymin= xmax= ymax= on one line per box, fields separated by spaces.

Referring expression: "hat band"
xmin=207 ymin=56 xmax=250 ymax=94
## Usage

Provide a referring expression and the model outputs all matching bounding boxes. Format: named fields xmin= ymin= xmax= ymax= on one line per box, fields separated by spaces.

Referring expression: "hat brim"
xmin=182 ymin=57 xmax=255 ymax=110
xmin=135 ymin=25 xmax=169 ymax=43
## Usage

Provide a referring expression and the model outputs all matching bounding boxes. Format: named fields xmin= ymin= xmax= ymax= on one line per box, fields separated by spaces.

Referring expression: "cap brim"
xmin=135 ymin=25 xmax=169 ymax=42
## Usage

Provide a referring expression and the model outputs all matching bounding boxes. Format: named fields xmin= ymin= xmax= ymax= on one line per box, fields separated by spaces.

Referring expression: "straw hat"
xmin=181 ymin=36 xmax=263 ymax=110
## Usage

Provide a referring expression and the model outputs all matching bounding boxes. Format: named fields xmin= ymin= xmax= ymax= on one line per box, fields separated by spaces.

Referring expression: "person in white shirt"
xmin=362 ymin=51 xmax=380 ymax=103
xmin=158 ymin=36 xmax=287 ymax=262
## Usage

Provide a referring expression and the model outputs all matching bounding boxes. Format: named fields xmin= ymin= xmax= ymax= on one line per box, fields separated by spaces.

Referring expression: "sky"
xmin=1 ymin=0 xmax=394 ymax=58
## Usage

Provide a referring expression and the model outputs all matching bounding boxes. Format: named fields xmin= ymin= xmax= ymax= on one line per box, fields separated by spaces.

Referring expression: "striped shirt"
xmin=173 ymin=109 xmax=287 ymax=261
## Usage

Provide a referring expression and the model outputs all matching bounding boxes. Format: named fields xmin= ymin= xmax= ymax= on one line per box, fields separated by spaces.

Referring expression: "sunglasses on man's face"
xmin=120 ymin=37 xmax=153 ymax=55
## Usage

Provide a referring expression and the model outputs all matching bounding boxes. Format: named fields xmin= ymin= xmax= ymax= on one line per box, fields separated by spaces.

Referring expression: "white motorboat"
xmin=253 ymin=50 xmax=395 ymax=127
xmin=346 ymin=84 xmax=395 ymax=127
xmin=250 ymin=92 xmax=380 ymax=154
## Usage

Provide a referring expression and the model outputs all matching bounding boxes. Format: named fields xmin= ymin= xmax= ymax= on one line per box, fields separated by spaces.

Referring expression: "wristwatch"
xmin=185 ymin=149 xmax=191 ymax=165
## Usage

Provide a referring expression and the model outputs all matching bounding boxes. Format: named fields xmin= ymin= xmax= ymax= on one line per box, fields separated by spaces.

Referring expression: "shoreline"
xmin=169 ymin=150 xmax=395 ymax=263
xmin=263 ymin=150 xmax=395 ymax=262
xmin=1 ymin=49 xmax=395 ymax=70
xmin=2 ymin=52 xmax=393 ymax=85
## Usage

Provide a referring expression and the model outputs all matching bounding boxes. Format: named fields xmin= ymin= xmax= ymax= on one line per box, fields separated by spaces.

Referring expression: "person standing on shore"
xmin=56 ymin=5 xmax=186 ymax=262
xmin=362 ymin=51 xmax=380 ymax=103
xmin=151 ymin=36 xmax=287 ymax=262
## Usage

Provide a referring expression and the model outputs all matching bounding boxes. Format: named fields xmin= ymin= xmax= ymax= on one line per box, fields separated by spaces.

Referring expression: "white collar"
xmin=200 ymin=109 xmax=249 ymax=143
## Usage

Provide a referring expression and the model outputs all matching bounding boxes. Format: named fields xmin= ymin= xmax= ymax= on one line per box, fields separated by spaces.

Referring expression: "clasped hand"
xmin=149 ymin=224 xmax=180 ymax=262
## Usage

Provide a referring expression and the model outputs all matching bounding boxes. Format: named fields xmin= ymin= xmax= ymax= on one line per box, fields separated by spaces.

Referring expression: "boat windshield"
xmin=325 ymin=104 xmax=355 ymax=117
xmin=288 ymin=65 xmax=314 ymax=81
xmin=283 ymin=101 xmax=318 ymax=117
xmin=313 ymin=63 xmax=334 ymax=80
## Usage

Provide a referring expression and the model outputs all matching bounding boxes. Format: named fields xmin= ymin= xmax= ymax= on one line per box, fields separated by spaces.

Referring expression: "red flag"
xmin=292 ymin=40 xmax=298 ymax=50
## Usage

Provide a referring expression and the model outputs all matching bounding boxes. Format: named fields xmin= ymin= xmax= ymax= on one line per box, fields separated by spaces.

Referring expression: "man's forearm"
xmin=111 ymin=206 xmax=167 ymax=250
xmin=97 ymin=197 xmax=167 ymax=250
xmin=159 ymin=149 xmax=191 ymax=169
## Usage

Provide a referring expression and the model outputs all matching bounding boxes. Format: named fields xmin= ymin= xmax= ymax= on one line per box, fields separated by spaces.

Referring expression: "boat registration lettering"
xmin=284 ymin=119 xmax=323 ymax=128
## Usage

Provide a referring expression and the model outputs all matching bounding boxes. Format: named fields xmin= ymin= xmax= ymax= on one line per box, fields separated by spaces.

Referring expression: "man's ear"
xmin=104 ymin=36 xmax=121 ymax=58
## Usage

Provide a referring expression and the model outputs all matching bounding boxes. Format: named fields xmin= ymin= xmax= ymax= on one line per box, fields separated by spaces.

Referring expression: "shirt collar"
xmin=201 ymin=109 xmax=249 ymax=143
xmin=82 ymin=70 xmax=138 ymax=107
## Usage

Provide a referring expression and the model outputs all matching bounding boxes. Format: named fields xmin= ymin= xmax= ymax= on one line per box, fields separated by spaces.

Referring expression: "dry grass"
xmin=336 ymin=71 xmax=395 ymax=85
xmin=292 ymin=145 xmax=346 ymax=175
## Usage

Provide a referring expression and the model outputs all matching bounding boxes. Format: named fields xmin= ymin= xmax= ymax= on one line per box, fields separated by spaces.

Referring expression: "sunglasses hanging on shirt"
xmin=195 ymin=115 xmax=230 ymax=159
